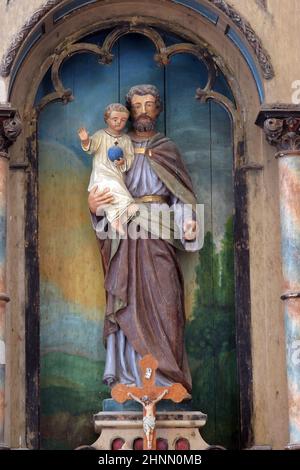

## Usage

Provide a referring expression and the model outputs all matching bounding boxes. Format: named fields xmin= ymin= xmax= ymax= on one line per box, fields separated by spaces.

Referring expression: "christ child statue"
xmin=78 ymin=103 xmax=138 ymax=234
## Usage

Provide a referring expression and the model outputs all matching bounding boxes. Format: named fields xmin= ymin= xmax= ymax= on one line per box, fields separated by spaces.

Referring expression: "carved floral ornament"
xmin=263 ymin=117 xmax=300 ymax=156
xmin=0 ymin=0 xmax=274 ymax=81
xmin=208 ymin=0 xmax=274 ymax=79
xmin=0 ymin=0 xmax=61 ymax=77
xmin=0 ymin=109 xmax=22 ymax=158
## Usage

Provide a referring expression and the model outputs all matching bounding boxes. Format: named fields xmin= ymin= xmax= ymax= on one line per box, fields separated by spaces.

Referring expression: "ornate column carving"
xmin=256 ymin=106 xmax=300 ymax=447
xmin=0 ymin=108 xmax=22 ymax=156
xmin=0 ymin=105 xmax=22 ymax=447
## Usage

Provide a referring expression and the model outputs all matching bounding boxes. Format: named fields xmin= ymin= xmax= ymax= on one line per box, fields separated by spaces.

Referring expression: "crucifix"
xmin=111 ymin=354 xmax=190 ymax=450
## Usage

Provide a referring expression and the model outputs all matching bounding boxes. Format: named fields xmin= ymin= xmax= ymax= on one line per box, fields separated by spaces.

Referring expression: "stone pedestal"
xmin=92 ymin=408 xmax=208 ymax=450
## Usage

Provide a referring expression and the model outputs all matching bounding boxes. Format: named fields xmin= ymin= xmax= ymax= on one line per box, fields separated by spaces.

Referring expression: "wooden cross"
xmin=111 ymin=354 xmax=190 ymax=450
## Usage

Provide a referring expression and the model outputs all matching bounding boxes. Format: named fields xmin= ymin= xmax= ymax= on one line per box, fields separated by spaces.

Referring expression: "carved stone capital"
xmin=0 ymin=106 xmax=22 ymax=159
xmin=263 ymin=117 xmax=300 ymax=154
xmin=256 ymin=105 xmax=300 ymax=156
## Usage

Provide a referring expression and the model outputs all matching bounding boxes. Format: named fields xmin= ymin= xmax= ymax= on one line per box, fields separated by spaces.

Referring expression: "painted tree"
xmin=186 ymin=215 xmax=239 ymax=448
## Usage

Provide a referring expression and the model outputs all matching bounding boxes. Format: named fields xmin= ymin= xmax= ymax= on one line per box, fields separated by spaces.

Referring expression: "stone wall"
xmin=0 ymin=0 xmax=45 ymax=61
xmin=230 ymin=0 xmax=300 ymax=103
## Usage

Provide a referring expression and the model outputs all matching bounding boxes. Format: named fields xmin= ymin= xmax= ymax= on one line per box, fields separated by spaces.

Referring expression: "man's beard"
xmin=132 ymin=114 xmax=156 ymax=132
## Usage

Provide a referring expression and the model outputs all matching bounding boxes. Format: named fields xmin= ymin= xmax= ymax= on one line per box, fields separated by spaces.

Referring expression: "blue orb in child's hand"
xmin=108 ymin=144 xmax=124 ymax=162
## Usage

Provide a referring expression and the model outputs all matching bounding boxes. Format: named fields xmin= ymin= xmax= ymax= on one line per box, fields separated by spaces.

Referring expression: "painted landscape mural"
xmin=37 ymin=31 xmax=238 ymax=449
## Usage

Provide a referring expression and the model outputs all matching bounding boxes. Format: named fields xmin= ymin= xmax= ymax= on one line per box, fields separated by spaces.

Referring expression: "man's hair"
xmin=141 ymin=395 xmax=151 ymax=405
xmin=125 ymin=84 xmax=163 ymax=113
xmin=104 ymin=103 xmax=129 ymax=123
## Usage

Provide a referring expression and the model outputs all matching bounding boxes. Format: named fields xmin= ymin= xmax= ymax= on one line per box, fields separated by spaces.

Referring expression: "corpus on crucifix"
xmin=111 ymin=354 xmax=190 ymax=450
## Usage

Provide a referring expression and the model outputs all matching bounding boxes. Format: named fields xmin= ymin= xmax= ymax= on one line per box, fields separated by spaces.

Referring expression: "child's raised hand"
xmin=78 ymin=127 xmax=89 ymax=142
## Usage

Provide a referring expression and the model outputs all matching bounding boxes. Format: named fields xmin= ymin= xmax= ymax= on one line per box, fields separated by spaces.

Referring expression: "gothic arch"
xmin=0 ymin=0 xmax=274 ymax=83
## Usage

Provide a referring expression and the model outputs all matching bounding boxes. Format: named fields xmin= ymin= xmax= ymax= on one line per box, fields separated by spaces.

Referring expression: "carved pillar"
xmin=0 ymin=106 xmax=22 ymax=447
xmin=256 ymin=107 xmax=300 ymax=447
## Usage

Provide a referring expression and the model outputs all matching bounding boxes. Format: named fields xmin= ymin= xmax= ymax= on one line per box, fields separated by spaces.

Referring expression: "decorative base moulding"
xmin=91 ymin=411 xmax=208 ymax=450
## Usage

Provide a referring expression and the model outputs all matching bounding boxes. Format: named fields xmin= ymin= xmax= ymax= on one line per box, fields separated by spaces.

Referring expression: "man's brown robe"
xmin=95 ymin=133 xmax=198 ymax=393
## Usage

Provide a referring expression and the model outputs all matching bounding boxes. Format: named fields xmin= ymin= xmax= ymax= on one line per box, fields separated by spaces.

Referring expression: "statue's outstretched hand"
xmin=88 ymin=187 xmax=114 ymax=215
xmin=183 ymin=220 xmax=198 ymax=241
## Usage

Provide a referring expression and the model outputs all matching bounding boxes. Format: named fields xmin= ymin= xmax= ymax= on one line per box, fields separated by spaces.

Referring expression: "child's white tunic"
xmin=82 ymin=129 xmax=135 ymax=223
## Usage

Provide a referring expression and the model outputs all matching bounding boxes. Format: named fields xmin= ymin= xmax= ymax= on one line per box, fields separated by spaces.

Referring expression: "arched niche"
xmin=4 ymin=0 xmax=268 ymax=449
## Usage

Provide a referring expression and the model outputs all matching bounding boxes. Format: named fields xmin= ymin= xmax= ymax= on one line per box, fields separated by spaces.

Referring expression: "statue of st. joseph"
xmin=88 ymin=85 xmax=201 ymax=393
